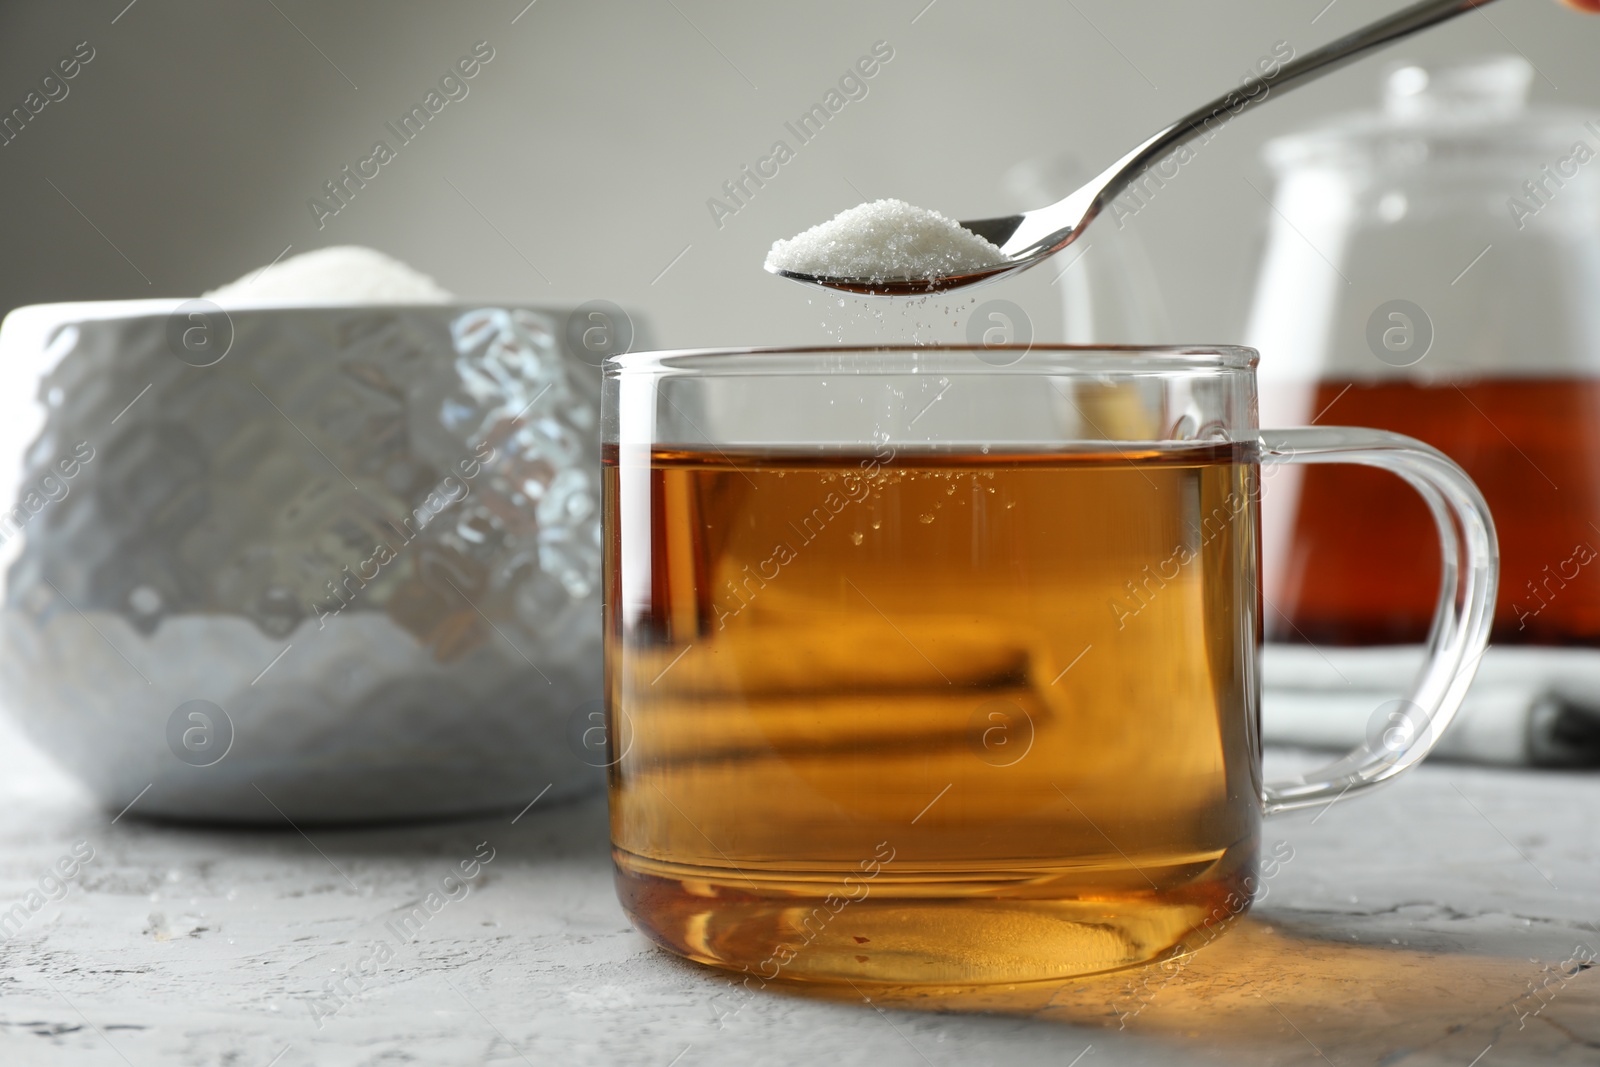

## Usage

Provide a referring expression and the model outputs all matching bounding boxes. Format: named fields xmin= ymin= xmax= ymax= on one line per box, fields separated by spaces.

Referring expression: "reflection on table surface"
xmin=763 ymin=913 xmax=1597 ymax=1065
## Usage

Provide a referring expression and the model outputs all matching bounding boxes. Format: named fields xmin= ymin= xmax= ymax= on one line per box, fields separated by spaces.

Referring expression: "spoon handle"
xmin=1089 ymin=0 xmax=1503 ymax=211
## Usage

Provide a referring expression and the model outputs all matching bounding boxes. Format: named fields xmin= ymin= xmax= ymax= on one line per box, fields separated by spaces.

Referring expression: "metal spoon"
xmin=768 ymin=0 xmax=1502 ymax=296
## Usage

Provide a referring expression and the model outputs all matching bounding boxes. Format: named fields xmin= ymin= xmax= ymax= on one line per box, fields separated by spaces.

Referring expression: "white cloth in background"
xmin=1262 ymin=644 xmax=1600 ymax=767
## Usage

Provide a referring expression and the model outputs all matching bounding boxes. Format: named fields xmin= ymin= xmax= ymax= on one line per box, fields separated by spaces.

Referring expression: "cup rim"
xmin=608 ymin=344 xmax=1260 ymax=375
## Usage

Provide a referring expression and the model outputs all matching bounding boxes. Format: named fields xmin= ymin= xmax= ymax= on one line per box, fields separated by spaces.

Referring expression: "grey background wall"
xmin=0 ymin=0 xmax=1596 ymax=349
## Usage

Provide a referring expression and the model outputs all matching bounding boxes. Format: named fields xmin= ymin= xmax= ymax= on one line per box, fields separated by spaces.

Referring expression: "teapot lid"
xmin=1264 ymin=55 xmax=1596 ymax=171
xmin=1383 ymin=54 xmax=1531 ymax=122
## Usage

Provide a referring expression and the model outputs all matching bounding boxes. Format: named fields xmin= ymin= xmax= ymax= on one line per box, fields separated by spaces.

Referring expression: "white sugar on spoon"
xmin=765 ymin=199 xmax=1004 ymax=289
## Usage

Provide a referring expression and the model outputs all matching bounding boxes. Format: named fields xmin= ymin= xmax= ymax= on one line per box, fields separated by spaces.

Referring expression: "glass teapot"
xmin=1246 ymin=55 xmax=1600 ymax=650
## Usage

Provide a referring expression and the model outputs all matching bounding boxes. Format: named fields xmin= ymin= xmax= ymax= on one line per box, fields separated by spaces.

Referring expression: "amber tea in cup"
xmin=601 ymin=346 xmax=1496 ymax=986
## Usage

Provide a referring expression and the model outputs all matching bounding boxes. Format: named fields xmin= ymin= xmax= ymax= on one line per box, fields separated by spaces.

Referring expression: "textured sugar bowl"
xmin=766 ymin=199 xmax=1005 ymax=282
xmin=0 ymin=248 xmax=609 ymax=821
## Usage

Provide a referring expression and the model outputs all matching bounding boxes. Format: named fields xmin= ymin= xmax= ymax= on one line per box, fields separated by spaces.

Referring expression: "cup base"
xmin=613 ymin=842 xmax=1257 ymax=987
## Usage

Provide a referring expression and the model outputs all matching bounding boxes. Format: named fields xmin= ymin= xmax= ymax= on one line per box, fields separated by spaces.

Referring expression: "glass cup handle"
xmin=1256 ymin=427 xmax=1500 ymax=814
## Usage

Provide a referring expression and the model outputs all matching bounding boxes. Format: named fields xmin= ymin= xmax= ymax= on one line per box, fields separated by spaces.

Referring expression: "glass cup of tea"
xmin=600 ymin=344 xmax=1496 ymax=987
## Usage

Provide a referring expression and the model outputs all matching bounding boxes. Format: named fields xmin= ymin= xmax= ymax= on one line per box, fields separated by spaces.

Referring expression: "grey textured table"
xmin=1 ymin=714 xmax=1595 ymax=1067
